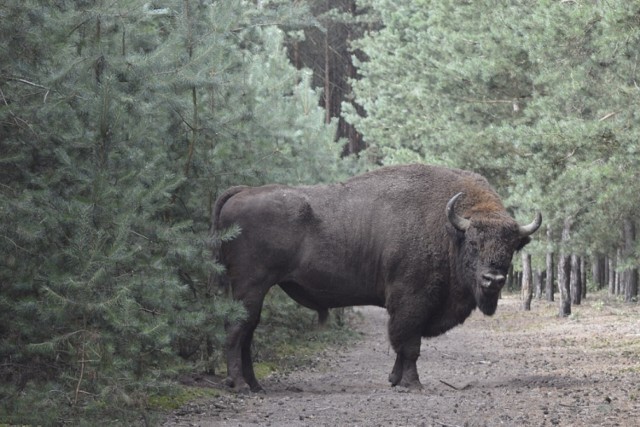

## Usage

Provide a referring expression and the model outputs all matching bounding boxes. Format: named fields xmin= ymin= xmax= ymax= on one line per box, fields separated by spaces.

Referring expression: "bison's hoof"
xmin=397 ymin=380 xmax=424 ymax=391
xmin=388 ymin=372 xmax=401 ymax=386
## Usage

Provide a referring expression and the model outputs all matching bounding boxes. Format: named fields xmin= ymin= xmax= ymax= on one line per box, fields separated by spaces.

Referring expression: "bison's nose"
xmin=481 ymin=273 xmax=506 ymax=289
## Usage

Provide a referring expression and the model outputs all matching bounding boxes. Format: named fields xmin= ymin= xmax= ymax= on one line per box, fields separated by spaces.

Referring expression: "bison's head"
xmin=447 ymin=192 xmax=542 ymax=316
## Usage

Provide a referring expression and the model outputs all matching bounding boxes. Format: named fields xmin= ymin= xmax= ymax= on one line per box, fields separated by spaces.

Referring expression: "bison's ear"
xmin=516 ymin=236 xmax=532 ymax=252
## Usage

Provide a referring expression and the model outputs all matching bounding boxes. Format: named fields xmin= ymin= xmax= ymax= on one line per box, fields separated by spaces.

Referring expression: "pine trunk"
xmin=558 ymin=218 xmax=572 ymax=317
xmin=608 ymin=256 xmax=616 ymax=295
xmin=545 ymin=225 xmax=554 ymax=301
xmin=522 ymin=253 xmax=533 ymax=310
xmin=324 ymin=31 xmax=331 ymax=124
xmin=616 ymin=248 xmax=623 ymax=295
xmin=507 ymin=264 xmax=515 ymax=292
xmin=623 ymin=219 xmax=638 ymax=302
xmin=581 ymin=256 xmax=587 ymax=299
xmin=592 ymin=255 xmax=605 ymax=290
xmin=534 ymin=269 xmax=543 ymax=299
xmin=570 ymin=254 xmax=581 ymax=305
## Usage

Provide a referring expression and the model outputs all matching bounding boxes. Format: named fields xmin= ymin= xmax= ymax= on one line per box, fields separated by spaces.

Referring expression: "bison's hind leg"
xmin=225 ymin=275 xmax=275 ymax=393
xmin=240 ymin=328 xmax=263 ymax=392
xmin=317 ymin=308 xmax=329 ymax=326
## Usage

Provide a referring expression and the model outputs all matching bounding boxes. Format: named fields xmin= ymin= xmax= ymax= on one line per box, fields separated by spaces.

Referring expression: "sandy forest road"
xmin=164 ymin=295 xmax=640 ymax=427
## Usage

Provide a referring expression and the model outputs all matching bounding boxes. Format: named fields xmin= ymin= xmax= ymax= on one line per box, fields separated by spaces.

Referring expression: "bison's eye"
xmin=491 ymin=263 xmax=509 ymax=274
xmin=466 ymin=236 xmax=479 ymax=246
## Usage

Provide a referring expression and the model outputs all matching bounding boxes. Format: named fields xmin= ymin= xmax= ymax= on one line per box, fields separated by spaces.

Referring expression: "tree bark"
xmin=507 ymin=264 xmax=515 ymax=292
xmin=623 ymin=219 xmax=638 ymax=302
xmin=570 ymin=254 xmax=581 ymax=305
xmin=608 ymin=256 xmax=616 ymax=295
xmin=616 ymin=248 xmax=623 ymax=295
xmin=284 ymin=1 xmax=364 ymax=154
xmin=534 ymin=269 xmax=543 ymax=299
xmin=581 ymin=256 xmax=587 ymax=299
xmin=592 ymin=255 xmax=605 ymax=290
xmin=323 ymin=30 xmax=331 ymax=124
xmin=545 ymin=226 xmax=554 ymax=301
xmin=522 ymin=253 xmax=533 ymax=310
xmin=558 ymin=218 xmax=572 ymax=317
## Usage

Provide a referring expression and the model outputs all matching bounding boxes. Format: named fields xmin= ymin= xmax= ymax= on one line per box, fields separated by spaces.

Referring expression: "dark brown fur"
xmin=213 ymin=164 xmax=540 ymax=392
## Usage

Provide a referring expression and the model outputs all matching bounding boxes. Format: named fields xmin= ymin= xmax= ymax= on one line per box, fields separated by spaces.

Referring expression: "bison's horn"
xmin=447 ymin=192 xmax=471 ymax=232
xmin=519 ymin=212 xmax=543 ymax=237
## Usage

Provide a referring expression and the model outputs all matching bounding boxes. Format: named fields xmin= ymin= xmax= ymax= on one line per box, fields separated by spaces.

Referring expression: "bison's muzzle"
xmin=480 ymin=272 xmax=506 ymax=293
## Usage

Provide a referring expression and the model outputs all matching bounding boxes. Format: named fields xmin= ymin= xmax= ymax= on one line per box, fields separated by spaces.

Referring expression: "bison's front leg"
xmin=388 ymin=353 xmax=403 ymax=386
xmin=388 ymin=335 xmax=422 ymax=389
xmin=387 ymin=310 xmax=423 ymax=389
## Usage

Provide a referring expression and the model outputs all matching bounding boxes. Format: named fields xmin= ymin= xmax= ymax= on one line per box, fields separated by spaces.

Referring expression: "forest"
xmin=1 ymin=0 xmax=638 ymax=425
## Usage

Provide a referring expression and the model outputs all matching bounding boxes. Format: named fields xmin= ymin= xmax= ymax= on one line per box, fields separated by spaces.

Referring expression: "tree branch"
xmin=5 ymin=77 xmax=51 ymax=103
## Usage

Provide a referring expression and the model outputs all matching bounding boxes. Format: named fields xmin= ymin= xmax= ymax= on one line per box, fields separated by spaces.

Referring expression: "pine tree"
xmin=1 ymin=0 xmax=343 ymax=423
xmin=138 ymin=0 xmax=344 ymax=371
xmin=505 ymin=1 xmax=640 ymax=302
xmin=345 ymin=0 xmax=535 ymax=184
xmin=0 ymin=2 xmax=207 ymax=422
xmin=346 ymin=0 xmax=640 ymax=302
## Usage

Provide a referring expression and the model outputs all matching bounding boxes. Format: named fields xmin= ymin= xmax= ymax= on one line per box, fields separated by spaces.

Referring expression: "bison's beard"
xmin=476 ymin=290 xmax=500 ymax=316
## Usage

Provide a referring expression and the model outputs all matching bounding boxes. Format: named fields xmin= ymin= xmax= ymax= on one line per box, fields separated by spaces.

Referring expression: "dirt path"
xmin=164 ymin=295 xmax=640 ymax=427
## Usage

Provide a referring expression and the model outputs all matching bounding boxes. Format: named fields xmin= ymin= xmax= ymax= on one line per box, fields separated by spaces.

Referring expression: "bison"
xmin=213 ymin=164 xmax=541 ymax=392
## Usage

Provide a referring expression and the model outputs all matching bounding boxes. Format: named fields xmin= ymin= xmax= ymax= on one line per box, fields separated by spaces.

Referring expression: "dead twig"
xmin=439 ymin=379 xmax=471 ymax=391
xmin=203 ymin=378 xmax=221 ymax=387
xmin=434 ymin=420 xmax=463 ymax=427
xmin=74 ymin=341 xmax=86 ymax=405
xmin=598 ymin=111 xmax=619 ymax=122
xmin=560 ymin=147 xmax=577 ymax=162
xmin=453 ymin=96 xmax=514 ymax=105
xmin=6 ymin=77 xmax=51 ymax=103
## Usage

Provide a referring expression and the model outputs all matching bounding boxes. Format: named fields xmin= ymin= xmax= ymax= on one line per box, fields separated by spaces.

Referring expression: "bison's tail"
xmin=211 ymin=185 xmax=249 ymax=232
xmin=210 ymin=186 xmax=249 ymax=296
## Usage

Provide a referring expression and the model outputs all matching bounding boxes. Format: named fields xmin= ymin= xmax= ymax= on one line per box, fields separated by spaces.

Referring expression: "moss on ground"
xmin=148 ymin=387 xmax=224 ymax=411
